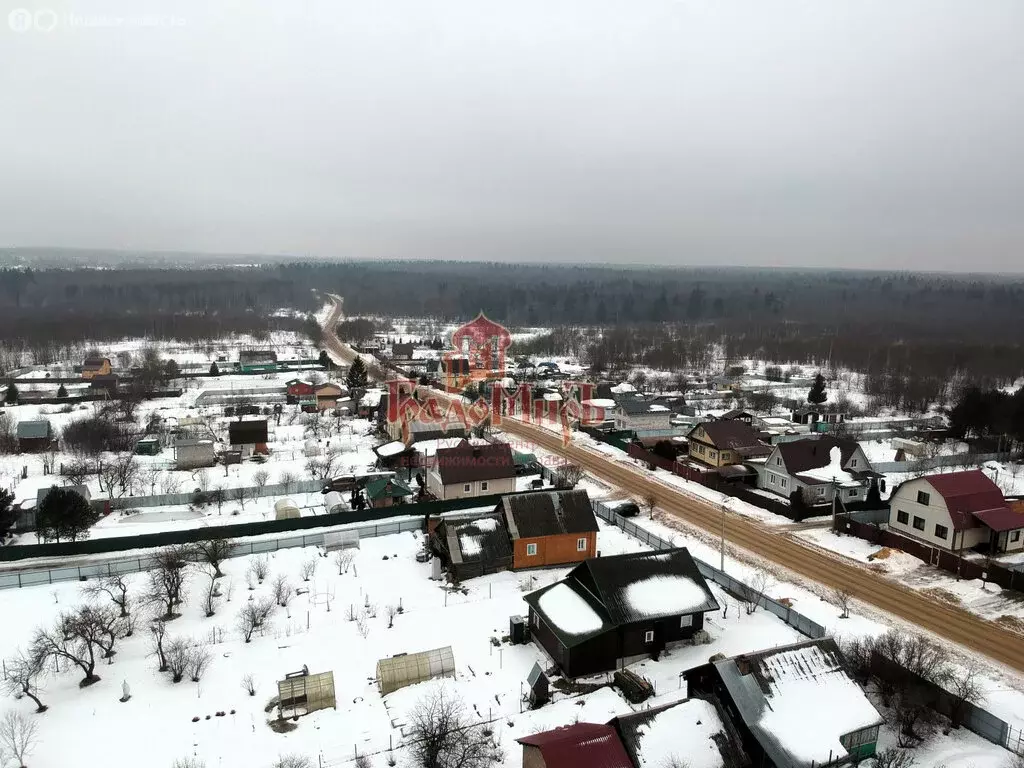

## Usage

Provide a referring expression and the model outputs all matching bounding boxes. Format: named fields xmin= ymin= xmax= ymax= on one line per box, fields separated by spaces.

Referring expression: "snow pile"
xmin=538 ymin=584 xmax=604 ymax=635
xmin=622 ymin=575 xmax=710 ymax=617
xmin=459 ymin=534 xmax=482 ymax=556
xmin=757 ymin=645 xmax=881 ymax=766
xmin=471 ymin=518 xmax=499 ymax=532
xmin=634 ymin=698 xmax=725 ymax=768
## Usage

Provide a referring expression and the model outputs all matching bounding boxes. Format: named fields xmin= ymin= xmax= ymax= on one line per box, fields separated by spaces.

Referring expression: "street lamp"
xmin=720 ymin=499 xmax=729 ymax=572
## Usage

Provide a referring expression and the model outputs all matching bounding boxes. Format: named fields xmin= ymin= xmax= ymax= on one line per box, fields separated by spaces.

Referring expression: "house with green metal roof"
xmin=365 ymin=476 xmax=414 ymax=508
xmin=16 ymin=419 xmax=54 ymax=453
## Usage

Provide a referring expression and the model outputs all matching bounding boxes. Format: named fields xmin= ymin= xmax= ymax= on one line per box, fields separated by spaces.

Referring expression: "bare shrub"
xmin=0 ymin=710 xmax=38 ymax=768
xmin=272 ymin=575 xmax=294 ymax=608
xmin=165 ymin=637 xmax=191 ymax=683
xmin=299 ymin=558 xmax=318 ymax=582
xmin=356 ymin=613 xmax=370 ymax=639
xmin=238 ymin=597 xmax=275 ymax=643
xmin=249 ymin=555 xmax=270 ymax=584
xmin=872 ymin=748 xmax=917 ymax=768
xmin=832 ymin=587 xmax=852 ymax=619
xmin=740 ymin=568 xmax=774 ymax=614
xmin=171 ymin=758 xmax=206 ymax=768
xmin=272 ymin=756 xmax=312 ymax=768
xmin=355 ymin=755 xmax=372 ymax=768
xmin=187 ymin=644 xmax=213 ymax=682
xmin=334 ymin=549 xmax=355 ymax=575
xmin=386 ymin=604 xmax=399 ymax=629
xmin=408 ymin=687 xmax=494 ymax=768
xmin=554 ymin=463 xmax=583 ymax=490
xmin=241 ymin=673 xmax=257 ymax=697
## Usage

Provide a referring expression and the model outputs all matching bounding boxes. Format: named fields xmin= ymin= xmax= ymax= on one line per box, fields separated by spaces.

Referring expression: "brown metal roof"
xmin=689 ymin=420 xmax=766 ymax=453
xmin=777 ymin=437 xmax=861 ymax=474
xmin=501 ymin=489 xmax=598 ymax=539
xmin=435 ymin=439 xmax=515 ymax=485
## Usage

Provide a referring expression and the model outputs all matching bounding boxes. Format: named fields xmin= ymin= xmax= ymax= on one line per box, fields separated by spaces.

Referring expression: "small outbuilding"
xmin=376 ymin=646 xmax=455 ymax=695
xmin=16 ymin=420 xmax=54 ymax=453
xmin=173 ymin=438 xmax=216 ymax=470
xmin=274 ymin=498 xmax=301 ymax=520
xmin=323 ymin=491 xmax=347 ymax=514
xmin=135 ymin=436 xmax=161 ymax=456
xmin=431 ymin=514 xmax=512 ymax=581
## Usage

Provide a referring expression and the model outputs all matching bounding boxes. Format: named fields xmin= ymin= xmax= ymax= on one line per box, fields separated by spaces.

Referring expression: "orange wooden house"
xmin=499 ymin=490 xmax=599 ymax=570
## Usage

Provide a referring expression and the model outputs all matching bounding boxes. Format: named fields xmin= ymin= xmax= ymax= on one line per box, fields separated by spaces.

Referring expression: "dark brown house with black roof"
xmin=524 ymin=548 xmax=719 ymax=677
xmin=687 ymin=421 xmax=770 ymax=468
xmin=426 ymin=439 xmax=515 ymax=500
xmin=228 ymin=419 xmax=269 ymax=458
xmin=500 ymin=489 xmax=599 ymax=569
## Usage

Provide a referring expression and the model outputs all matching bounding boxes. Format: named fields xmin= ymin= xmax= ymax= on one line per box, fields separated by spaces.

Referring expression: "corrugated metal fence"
xmin=107 ymin=479 xmax=324 ymax=510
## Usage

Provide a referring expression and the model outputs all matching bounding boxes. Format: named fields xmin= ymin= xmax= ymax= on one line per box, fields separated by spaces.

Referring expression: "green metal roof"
xmin=16 ymin=420 xmax=51 ymax=439
xmin=512 ymin=451 xmax=537 ymax=465
xmin=365 ymin=476 xmax=413 ymax=501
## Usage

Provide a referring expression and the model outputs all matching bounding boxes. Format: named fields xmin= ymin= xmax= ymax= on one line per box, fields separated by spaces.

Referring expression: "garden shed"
xmin=274 ymin=498 xmax=300 ymax=520
xmin=376 ymin=646 xmax=455 ymax=695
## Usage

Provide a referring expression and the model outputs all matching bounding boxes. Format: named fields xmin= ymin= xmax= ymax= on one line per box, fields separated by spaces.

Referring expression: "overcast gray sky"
xmin=2 ymin=0 xmax=1022 ymax=271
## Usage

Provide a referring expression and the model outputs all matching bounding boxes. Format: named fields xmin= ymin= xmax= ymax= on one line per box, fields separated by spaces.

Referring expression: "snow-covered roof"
xmin=617 ymin=698 xmax=726 ymax=768
xmin=360 ymin=388 xmax=383 ymax=408
xmin=857 ymin=439 xmax=900 ymax=464
xmin=375 ymin=441 xmax=407 ymax=457
xmin=537 ymin=583 xmax=605 ymax=637
xmin=582 ymin=398 xmax=617 ymax=409
xmin=622 ymin=575 xmax=714 ymax=617
xmin=714 ymin=639 xmax=882 ymax=768
xmin=796 ymin=446 xmax=863 ymax=488
xmin=610 ymin=382 xmax=636 ymax=394
xmin=648 ymin=404 xmax=669 ymax=412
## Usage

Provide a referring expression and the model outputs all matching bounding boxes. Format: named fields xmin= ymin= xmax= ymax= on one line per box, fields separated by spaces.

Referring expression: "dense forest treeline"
xmin=1 ymin=256 xmax=1023 ymax=385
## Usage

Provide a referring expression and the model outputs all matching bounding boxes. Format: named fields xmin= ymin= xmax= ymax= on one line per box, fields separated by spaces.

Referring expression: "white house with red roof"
xmin=887 ymin=470 xmax=1024 ymax=553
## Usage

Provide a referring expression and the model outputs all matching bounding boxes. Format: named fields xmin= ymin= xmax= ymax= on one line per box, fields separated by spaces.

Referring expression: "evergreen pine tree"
xmin=36 ymin=487 xmax=99 ymax=542
xmin=346 ymin=357 xmax=369 ymax=389
xmin=4 ymin=381 xmax=18 ymax=404
xmin=807 ymin=373 xmax=828 ymax=405
xmin=209 ymin=361 xmax=220 ymax=376
xmin=57 ymin=384 xmax=68 ymax=398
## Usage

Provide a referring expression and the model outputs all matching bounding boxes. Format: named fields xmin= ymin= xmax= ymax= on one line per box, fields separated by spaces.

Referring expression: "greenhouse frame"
xmin=376 ymin=646 xmax=456 ymax=695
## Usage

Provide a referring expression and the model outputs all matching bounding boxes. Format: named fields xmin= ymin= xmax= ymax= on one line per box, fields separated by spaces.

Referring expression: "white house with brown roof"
xmin=760 ymin=437 xmax=876 ymax=504
xmin=426 ymin=440 xmax=516 ymax=500
xmin=887 ymin=470 xmax=1024 ymax=553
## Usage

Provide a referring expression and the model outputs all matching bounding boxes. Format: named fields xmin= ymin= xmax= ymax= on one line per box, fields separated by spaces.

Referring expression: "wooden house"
xmin=499 ymin=490 xmax=598 ymax=569
xmin=81 ymin=356 xmax=111 ymax=380
xmin=427 ymin=440 xmax=516 ymax=500
xmin=524 ymin=548 xmax=719 ymax=677
xmin=16 ymin=419 xmax=54 ymax=453
xmin=285 ymin=379 xmax=315 ymax=404
xmin=314 ymin=382 xmax=344 ymax=412
xmin=365 ymin=476 xmax=413 ymax=508
xmin=228 ymin=419 xmax=269 ymax=458
xmin=686 ymin=421 xmax=769 ymax=468
xmin=431 ymin=513 xmax=512 ymax=581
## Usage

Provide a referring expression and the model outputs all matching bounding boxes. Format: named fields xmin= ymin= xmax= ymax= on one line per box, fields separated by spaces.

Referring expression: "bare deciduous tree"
xmin=1 ymin=650 xmax=48 ymax=713
xmin=408 ymin=687 xmax=494 ymax=768
xmin=237 ymin=598 xmax=275 ymax=643
xmin=278 ymin=471 xmax=298 ymax=495
xmin=150 ymin=620 xmax=169 ymax=672
xmin=252 ymin=470 xmax=270 ymax=497
xmin=202 ymin=567 xmax=221 ymax=618
xmin=272 ymin=575 xmax=293 ymax=608
xmin=82 ymin=574 xmax=131 ymax=617
xmin=641 ymin=492 xmax=657 ymax=519
xmin=740 ymin=569 xmax=774 ymax=615
xmin=30 ymin=607 xmax=112 ymax=686
xmin=386 ymin=604 xmax=399 ymax=629
xmin=190 ymin=536 xmax=232 ymax=579
xmin=947 ymin=661 xmax=982 ymax=729
xmin=146 ymin=545 xmax=192 ymax=619
xmin=0 ymin=709 xmax=38 ymax=768
xmin=832 ymin=587 xmax=852 ymax=619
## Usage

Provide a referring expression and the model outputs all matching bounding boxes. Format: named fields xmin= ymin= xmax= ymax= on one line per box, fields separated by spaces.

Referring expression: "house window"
xmin=481 ymin=481 xmax=488 ymax=492
xmin=935 ymin=524 xmax=949 ymax=540
xmin=644 ymin=630 xmax=654 ymax=643
xmin=817 ymin=486 xmax=825 ymax=495
xmin=896 ymin=510 xmax=909 ymax=525
xmin=917 ymin=491 xmax=930 ymax=506
xmin=709 ymin=451 xmax=717 ymax=460
xmin=780 ymin=478 xmax=788 ymax=489
xmin=769 ymin=474 xmax=776 ymax=485
xmin=850 ymin=458 xmax=858 ymax=467
xmin=463 ymin=484 xmax=471 ymax=492
xmin=847 ymin=489 xmax=857 ymax=498
xmin=680 ymin=615 xmax=692 ymax=628
xmin=775 ymin=457 xmax=782 ymax=466
xmin=912 ymin=516 xmax=926 ymax=532
xmin=1013 ymin=531 xmax=1021 ymax=542
xmin=576 ymin=537 xmax=587 ymax=552
xmin=526 ymin=543 xmax=538 ymax=556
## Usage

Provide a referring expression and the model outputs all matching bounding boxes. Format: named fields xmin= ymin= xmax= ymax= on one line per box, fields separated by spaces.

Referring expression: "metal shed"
xmin=376 ymin=646 xmax=455 ymax=695
xmin=274 ymin=498 xmax=300 ymax=520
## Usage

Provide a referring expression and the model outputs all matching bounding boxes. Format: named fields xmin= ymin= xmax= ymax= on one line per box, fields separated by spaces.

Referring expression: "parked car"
xmin=615 ymin=501 xmax=640 ymax=518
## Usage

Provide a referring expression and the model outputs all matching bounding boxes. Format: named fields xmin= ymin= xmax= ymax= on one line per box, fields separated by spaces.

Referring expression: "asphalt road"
xmin=321 ymin=295 xmax=1024 ymax=673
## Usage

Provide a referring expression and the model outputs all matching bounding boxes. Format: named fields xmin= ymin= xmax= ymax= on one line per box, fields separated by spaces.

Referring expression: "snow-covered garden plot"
xmin=0 ymin=521 xmax=812 ymax=768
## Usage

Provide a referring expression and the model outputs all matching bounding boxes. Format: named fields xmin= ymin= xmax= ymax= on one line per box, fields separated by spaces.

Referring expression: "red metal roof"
xmin=923 ymin=471 xmax=1007 ymax=530
xmin=972 ymin=506 xmax=1024 ymax=533
xmin=517 ymin=723 xmax=633 ymax=768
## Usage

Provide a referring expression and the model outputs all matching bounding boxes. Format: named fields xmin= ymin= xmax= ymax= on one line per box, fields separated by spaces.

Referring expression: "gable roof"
xmin=898 ymin=470 xmax=1009 ymax=530
xmin=709 ymin=638 xmax=882 ymax=768
xmin=688 ymin=421 xmax=768 ymax=456
xmin=776 ymin=437 xmax=862 ymax=474
xmin=83 ymin=356 xmax=109 ymax=369
xmin=228 ymin=419 xmax=268 ymax=444
xmin=612 ymin=698 xmax=728 ymax=768
xmin=435 ymin=439 xmax=515 ymax=485
xmin=720 ymin=409 xmax=754 ymax=420
xmin=524 ymin=548 xmax=719 ymax=647
xmin=239 ymin=349 xmax=277 ymax=363
xmin=435 ymin=514 xmax=511 ymax=565
xmin=16 ymin=420 xmax=51 ymax=439
xmin=500 ymin=490 xmax=598 ymax=539
xmin=517 ymin=723 xmax=633 ymax=768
